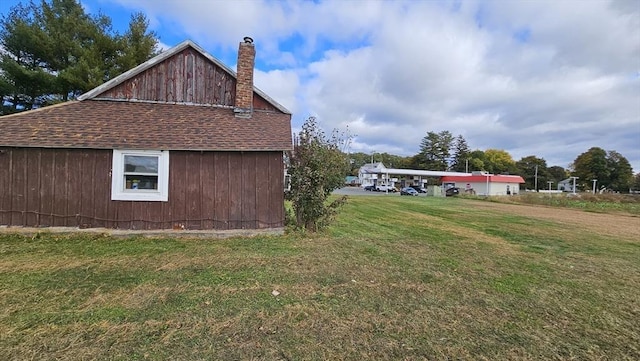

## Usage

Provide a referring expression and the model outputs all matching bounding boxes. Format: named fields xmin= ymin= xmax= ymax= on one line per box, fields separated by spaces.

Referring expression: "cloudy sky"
xmin=2 ymin=0 xmax=639 ymax=172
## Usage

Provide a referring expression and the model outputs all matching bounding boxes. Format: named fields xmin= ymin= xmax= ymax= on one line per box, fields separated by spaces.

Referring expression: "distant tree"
xmin=287 ymin=116 xmax=350 ymax=231
xmin=0 ymin=0 xmax=158 ymax=113
xmin=632 ymin=173 xmax=640 ymax=192
xmin=468 ymin=150 xmax=486 ymax=172
xmin=376 ymin=152 xmax=409 ymax=169
xmin=571 ymin=147 xmax=609 ymax=191
xmin=571 ymin=147 xmax=633 ymax=192
xmin=548 ymin=166 xmax=569 ymax=184
xmin=346 ymin=152 xmax=371 ymax=176
xmin=606 ymin=151 xmax=633 ymax=192
xmin=418 ymin=130 xmax=454 ymax=170
xmin=406 ymin=153 xmax=424 ymax=170
xmin=516 ymin=156 xmax=549 ymax=191
xmin=450 ymin=135 xmax=471 ymax=172
xmin=484 ymin=149 xmax=517 ymax=174
xmin=394 ymin=155 xmax=415 ymax=169
xmin=345 ymin=152 xmax=412 ymax=176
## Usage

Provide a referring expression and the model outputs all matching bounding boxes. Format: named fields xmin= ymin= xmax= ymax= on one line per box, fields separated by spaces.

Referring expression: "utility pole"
xmin=465 ymin=159 xmax=469 ymax=173
xmin=592 ymin=179 xmax=597 ymax=194
xmin=534 ymin=164 xmax=538 ymax=192
xmin=570 ymin=176 xmax=579 ymax=194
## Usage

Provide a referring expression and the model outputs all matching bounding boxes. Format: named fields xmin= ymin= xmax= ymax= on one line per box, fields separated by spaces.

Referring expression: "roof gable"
xmin=78 ymin=40 xmax=290 ymax=114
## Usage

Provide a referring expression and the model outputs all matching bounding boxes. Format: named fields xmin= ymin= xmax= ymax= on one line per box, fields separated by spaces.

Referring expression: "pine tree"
xmin=451 ymin=135 xmax=470 ymax=172
xmin=419 ymin=130 xmax=454 ymax=171
xmin=0 ymin=0 xmax=158 ymax=114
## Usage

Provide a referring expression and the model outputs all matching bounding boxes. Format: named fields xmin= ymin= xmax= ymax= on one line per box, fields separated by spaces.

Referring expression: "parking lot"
xmin=332 ymin=187 xmax=427 ymax=196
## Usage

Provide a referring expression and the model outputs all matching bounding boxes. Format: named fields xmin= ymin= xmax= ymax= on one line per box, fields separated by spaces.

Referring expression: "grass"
xmin=1 ymin=196 xmax=639 ymax=360
xmin=475 ymin=192 xmax=640 ymax=215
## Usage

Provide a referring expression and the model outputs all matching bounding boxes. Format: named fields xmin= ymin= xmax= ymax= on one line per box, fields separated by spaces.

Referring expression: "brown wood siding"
xmin=95 ymin=48 xmax=281 ymax=112
xmin=97 ymin=49 xmax=236 ymax=107
xmin=0 ymin=147 xmax=285 ymax=230
xmin=0 ymin=148 xmax=9 ymax=225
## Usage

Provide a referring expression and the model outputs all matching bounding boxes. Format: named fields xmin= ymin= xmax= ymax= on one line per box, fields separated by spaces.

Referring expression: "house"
xmin=0 ymin=38 xmax=292 ymax=231
xmin=557 ymin=178 xmax=577 ymax=193
xmin=358 ymin=162 xmax=389 ymax=188
xmin=441 ymin=172 xmax=525 ymax=196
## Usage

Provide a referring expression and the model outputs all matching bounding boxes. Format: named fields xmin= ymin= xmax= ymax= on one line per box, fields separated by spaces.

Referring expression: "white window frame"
xmin=111 ymin=149 xmax=169 ymax=202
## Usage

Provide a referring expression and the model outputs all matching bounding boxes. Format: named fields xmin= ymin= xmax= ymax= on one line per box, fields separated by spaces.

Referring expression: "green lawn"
xmin=1 ymin=196 xmax=638 ymax=360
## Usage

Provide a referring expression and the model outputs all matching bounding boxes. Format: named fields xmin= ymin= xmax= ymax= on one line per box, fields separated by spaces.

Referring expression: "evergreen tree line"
xmin=348 ymin=131 xmax=637 ymax=193
xmin=0 ymin=0 xmax=159 ymax=114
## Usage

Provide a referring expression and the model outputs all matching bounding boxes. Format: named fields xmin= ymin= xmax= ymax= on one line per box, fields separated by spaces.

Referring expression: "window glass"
xmin=111 ymin=150 xmax=169 ymax=202
xmin=123 ymin=155 xmax=159 ymax=190
xmin=124 ymin=156 xmax=158 ymax=173
xmin=125 ymin=175 xmax=158 ymax=190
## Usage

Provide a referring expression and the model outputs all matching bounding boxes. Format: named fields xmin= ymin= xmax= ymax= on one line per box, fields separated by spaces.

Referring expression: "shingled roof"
xmin=0 ymin=101 xmax=292 ymax=151
xmin=0 ymin=39 xmax=292 ymax=151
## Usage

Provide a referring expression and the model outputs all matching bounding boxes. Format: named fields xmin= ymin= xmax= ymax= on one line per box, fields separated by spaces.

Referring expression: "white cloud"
xmin=253 ymin=68 xmax=301 ymax=114
xmin=91 ymin=0 xmax=640 ymax=172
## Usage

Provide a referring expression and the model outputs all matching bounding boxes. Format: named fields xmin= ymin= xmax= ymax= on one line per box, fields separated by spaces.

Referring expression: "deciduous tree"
xmin=516 ymin=155 xmax=549 ymax=191
xmin=484 ymin=149 xmax=516 ymax=175
xmin=606 ymin=151 xmax=633 ymax=192
xmin=287 ymin=117 xmax=350 ymax=231
xmin=548 ymin=166 xmax=569 ymax=185
xmin=571 ymin=147 xmax=633 ymax=192
xmin=571 ymin=147 xmax=609 ymax=190
xmin=632 ymin=173 xmax=640 ymax=192
xmin=468 ymin=150 xmax=486 ymax=172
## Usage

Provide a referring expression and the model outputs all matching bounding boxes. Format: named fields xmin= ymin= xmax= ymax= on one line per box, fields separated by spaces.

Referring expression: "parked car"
xmin=363 ymin=185 xmax=375 ymax=191
xmin=410 ymin=185 xmax=427 ymax=193
xmin=445 ymin=187 xmax=460 ymax=196
xmin=400 ymin=187 xmax=419 ymax=196
xmin=376 ymin=185 xmax=397 ymax=192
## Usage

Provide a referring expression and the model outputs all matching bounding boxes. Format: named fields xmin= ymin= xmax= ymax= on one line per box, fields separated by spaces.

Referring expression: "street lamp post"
xmin=570 ymin=176 xmax=579 ymax=194
xmin=485 ymin=174 xmax=490 ymax=196
xmin=547 ymin=181 xmax=553 ymax=191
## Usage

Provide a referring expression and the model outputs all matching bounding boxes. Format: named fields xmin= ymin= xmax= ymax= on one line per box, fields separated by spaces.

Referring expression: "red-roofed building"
xmin=441 ymin=173 xmax=525 ymax=196
xmin=0 ymin=38 xmax=292 ymax=232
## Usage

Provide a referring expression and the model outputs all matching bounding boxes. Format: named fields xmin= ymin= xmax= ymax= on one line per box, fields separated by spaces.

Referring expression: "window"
xmin=111 ymin=150 xmax=169 ymax=201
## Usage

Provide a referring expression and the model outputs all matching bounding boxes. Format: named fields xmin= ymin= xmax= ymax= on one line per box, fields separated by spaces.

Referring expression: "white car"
xmin=375 ymin=185 xmax=397 ymax=192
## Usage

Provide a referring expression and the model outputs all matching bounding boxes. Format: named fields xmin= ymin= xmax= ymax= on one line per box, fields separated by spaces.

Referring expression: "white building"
xmin=441 ymin=172 xmax=525 ymax=196
xmin=358 ymin=163 xmax=472 ymax=189
xmin=557 ymin=178 xmax=577 ymax=193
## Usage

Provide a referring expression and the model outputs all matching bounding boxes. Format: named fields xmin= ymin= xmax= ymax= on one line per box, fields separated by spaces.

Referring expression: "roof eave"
xmin=0 ymin=144 xmax=292 ymax=152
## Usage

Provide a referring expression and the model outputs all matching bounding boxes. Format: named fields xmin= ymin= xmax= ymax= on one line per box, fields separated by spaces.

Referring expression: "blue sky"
xmin=1 ymin=0 xmax=639 ymax=175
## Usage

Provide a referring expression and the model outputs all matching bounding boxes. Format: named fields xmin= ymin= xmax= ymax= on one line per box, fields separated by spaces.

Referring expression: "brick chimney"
xmin=234 ymin=36 xmax=255 ymax=118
